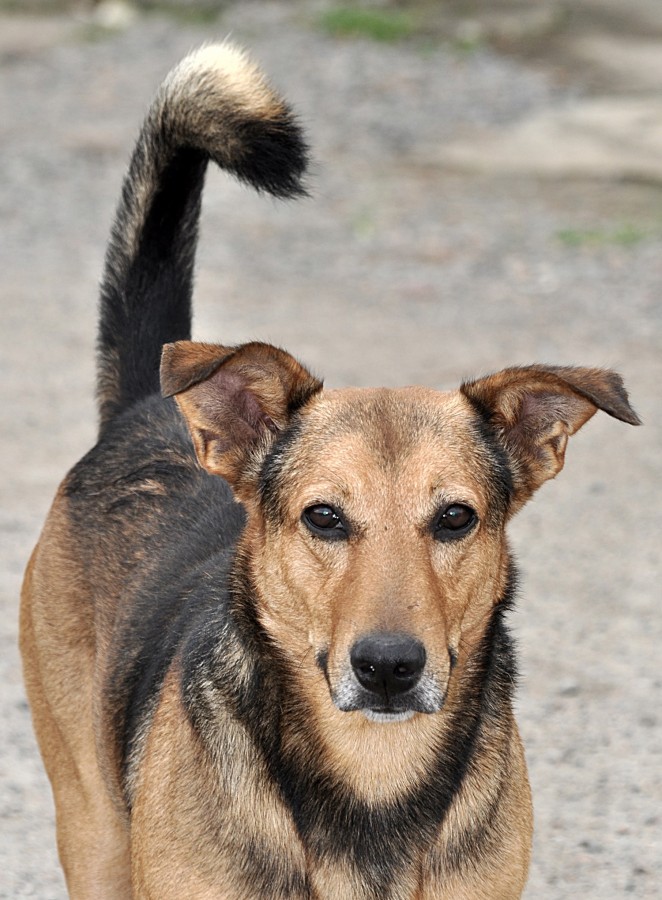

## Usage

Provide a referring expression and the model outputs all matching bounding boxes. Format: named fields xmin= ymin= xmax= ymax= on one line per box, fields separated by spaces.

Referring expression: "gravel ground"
xmin=1 ymin=2 xmax=660 ymax=897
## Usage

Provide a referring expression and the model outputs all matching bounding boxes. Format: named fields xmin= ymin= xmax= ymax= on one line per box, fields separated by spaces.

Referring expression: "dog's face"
xmin=254 ymin=386 xmax=511 ymax=723
xmin=162 ymin=341 xmax=639 ymax=730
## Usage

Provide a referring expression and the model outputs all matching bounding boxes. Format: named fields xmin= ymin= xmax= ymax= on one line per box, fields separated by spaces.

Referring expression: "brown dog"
xmin=20 ymin=44 xmax=640 ymax=899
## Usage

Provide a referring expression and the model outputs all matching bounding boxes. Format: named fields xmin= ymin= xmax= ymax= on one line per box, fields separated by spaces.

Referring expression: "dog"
xmin=20 ymin=44 xmax=640 ymax=899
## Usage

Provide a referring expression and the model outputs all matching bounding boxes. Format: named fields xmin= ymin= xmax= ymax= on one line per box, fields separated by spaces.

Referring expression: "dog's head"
xmin=162 ymin=342 xmax=639 ymax=731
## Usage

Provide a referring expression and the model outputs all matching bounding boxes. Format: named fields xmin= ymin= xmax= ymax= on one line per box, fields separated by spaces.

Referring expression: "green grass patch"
xmin=75 ymin=22 xmax=122 ymax=43
xmin=320 ymin=6 xmax=416 ymax=43
xmin=450 ymin=35 xmax=484 ymax=55
xmin=556 ymin=224 xmax=650 ymax=248
xmin=0 ymin=0 xmax=69 ymax=10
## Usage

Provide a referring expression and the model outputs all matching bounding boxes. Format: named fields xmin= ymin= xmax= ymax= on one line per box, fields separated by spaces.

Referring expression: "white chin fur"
xmin=362 ymin=710 xmax=415 ymax=724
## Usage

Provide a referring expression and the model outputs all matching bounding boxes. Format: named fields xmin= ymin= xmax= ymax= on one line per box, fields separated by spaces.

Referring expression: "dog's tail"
xmin=97 ymin=43 xmax=308 ymax=432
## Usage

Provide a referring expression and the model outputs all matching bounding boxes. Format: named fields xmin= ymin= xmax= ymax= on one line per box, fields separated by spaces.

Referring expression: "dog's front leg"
xmin=21 ymin=520 xmax=133 ymax=900
xmin=130 ymin=664 xmax=309 ymax=900
xmin=129 ymin=666 xmax=238 ymax=900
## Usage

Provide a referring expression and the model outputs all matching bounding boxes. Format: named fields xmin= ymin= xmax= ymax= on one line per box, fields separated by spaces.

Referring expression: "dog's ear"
xmin=461 ymin=365 xmax=640 ymax=509
xmin=161 ymin=341 xmax=322 ymax=490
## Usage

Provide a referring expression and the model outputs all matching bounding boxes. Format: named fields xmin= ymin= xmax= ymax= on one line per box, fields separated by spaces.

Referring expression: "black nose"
xmin=350 ymin=632 xmax=426 ymax=698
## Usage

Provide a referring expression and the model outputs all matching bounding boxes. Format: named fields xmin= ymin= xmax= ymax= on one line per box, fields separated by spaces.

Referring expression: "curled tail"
xmin=97 ymin=43 xmax=308 ymax=431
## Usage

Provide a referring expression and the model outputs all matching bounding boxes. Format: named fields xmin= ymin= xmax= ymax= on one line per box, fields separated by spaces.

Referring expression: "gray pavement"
xmin=1 ymin=2 xmax=660 ymax=897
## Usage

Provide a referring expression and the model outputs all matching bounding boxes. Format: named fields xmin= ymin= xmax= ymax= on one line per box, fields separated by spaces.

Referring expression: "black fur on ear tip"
xmin=557 ymin=367 xmax=642 ymax=427
xmin=159 ymin=344 xmax=180 ymax=399
xmin=602 ymin=372 xmax=642 ymax=426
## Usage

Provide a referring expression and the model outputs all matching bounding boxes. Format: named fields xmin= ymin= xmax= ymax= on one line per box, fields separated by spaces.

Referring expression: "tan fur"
xmin=20 ymin=493 xmax=132 ymax=898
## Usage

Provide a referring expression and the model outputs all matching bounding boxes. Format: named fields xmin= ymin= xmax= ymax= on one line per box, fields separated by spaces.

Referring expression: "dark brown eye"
xmin=433 ymin=504 xmax=477 ymax=540
xmin=302 ymin=505 xmax=348 ymax=539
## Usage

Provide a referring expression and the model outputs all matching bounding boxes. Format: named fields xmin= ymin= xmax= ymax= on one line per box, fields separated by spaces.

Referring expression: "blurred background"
xmin=1 ymin=1 xmax=660 ymax=897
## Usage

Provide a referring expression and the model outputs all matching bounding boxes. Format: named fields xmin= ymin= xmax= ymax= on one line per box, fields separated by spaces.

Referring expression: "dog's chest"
xmin=216 ymin=767 xmax=447 ymax=900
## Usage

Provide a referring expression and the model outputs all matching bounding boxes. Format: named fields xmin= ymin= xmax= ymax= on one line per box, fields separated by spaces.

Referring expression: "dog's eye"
xmin=433 ymin=504 xmax=477 ymax=540
xmin=302 ymin=505 xmax=348 ymax=539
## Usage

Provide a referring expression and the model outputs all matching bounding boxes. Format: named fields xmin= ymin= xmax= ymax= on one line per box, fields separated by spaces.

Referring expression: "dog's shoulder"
xmin=61 ymin=394 xmax=247 ymax=799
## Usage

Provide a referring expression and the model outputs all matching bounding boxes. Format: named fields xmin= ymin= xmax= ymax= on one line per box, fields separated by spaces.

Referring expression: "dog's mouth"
xmin=330 ymin=675 xmax=446 ymax=720
xmin=361 ymin=708 xmax=416 ymax=724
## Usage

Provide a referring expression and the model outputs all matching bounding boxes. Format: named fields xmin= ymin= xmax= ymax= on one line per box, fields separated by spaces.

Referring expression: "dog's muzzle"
xmin=330 ymin=631 xmax=446 ymax=721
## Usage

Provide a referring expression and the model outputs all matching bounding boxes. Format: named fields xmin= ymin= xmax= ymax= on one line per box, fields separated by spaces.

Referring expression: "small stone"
xmin=92 ymin=0 xmax=139 ymax=31
xmin=558 ymin=680 xmax=581 ymax=697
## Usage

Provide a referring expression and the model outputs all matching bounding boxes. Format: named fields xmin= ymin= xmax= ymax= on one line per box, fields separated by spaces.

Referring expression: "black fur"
xmin=63 ymin=398 xmax=243 ymax=794
xmin=98 ymin=151 xmax=207 ymax=429
xmin=461 ymin=396 xmax=515 ymax=525
xmin=258 ymin=419 xmax=307 ymax=524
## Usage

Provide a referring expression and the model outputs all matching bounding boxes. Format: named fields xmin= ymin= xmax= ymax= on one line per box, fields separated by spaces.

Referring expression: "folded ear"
xmin=461 ymin=365 xmax=640 ymax=509
xmin=161 ymin=340 xmax=322 ymax=492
